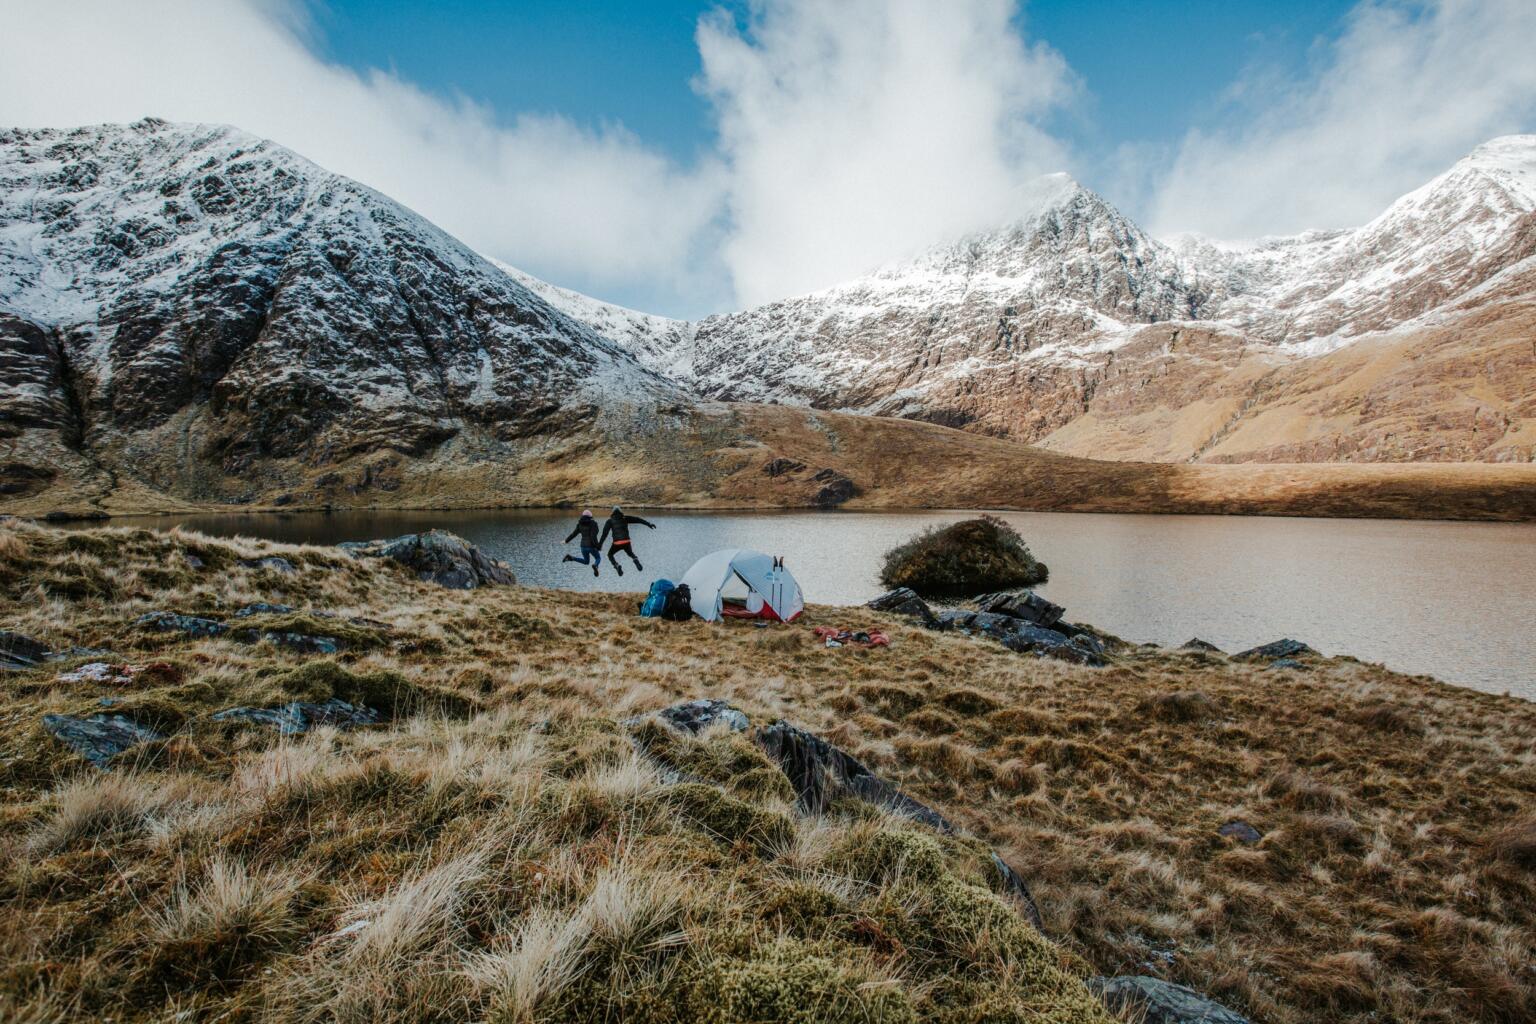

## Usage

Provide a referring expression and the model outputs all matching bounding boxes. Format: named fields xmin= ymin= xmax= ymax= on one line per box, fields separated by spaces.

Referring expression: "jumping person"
xmin=562 ymin=508 xmax=602 ymax=577
xmin=599 ymin=506 xmax=655 ymax=576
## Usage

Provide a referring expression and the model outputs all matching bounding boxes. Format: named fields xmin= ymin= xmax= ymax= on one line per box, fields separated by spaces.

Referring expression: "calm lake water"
xmin=100 ymin=508 xmax=1535 ymax=700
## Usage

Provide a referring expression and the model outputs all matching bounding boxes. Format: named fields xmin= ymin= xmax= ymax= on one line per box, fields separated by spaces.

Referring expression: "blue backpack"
xmin=640 ymin=578 xmax=676 ymax=617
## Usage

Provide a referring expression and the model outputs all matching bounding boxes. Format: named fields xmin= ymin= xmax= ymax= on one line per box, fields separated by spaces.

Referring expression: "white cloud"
xmin=0 ymin=0 xmax=729 ymax=315
xmin=697 ymin=0 xmax=1076 ymax=306
xmin=1149 ymin=0 xmax=1536 ymax=240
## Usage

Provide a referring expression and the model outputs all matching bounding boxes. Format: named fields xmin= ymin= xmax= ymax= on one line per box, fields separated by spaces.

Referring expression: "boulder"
xmin=1234 ymin=638 xmax=1316 ymax=661
xmin=761 ymin=457 xmax=806 ymax=478
xmin=237 ymin=556 xmax=296 ymax=574
xmin=938 ymin=610 xmax=1105 ymax=666
xmin=1267 ymin=658 xmax=1308 ymax=672
xmin=866 ymin=587 xmax=940 ymax=629
xmin=134 ymin=612 xmax=228 ymax=638
xmin=755 ymin=719 xmax=952 ymax=831
xmin=1181 ymin=638 xmax=1224 ymax=653
xmin=257 ymin=632 xmax=340 ymax=655
xmin=212 ymin=698 xmax=380 ymax=735
xmin=975 ymin=590 xmax=1064 ymax=628
xmin=812 ymin=469 xmax=856 ymax=507
xmin=42 ymin=713 xmax=163 ymax=766
xmin=627 ymin=698 xmax=749 ymax=735
xmin=340 ymin=530 xmax=515 ymax=589
xmin=1218 ymin=820 xmax=1263 ymax=844
xmin=880 ymin=515 xmax=1047 ymax=595
xmin=1087 ymin=976 xmax=1250 ymax=1024
xmin=1 ymin=630 xmax=49 ymax=670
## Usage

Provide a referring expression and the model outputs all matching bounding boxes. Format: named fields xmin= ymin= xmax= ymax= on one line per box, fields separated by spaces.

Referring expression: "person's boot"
xmin=614 ymin=562 xmax=624 ymax=577
xmin=562 ymin=554 xmax=576 ymax=563
xmin=592 ymin=565 xmax=600 ymax=578
xmin=634 ymin=559 xmax=643 ymax=572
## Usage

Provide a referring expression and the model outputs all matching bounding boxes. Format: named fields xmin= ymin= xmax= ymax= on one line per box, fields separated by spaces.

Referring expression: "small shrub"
xmin=879 ymin=516 xmax=1047 ymax=595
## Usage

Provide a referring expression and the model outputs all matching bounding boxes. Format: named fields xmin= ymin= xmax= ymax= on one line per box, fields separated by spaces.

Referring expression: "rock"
xmin=183 ymin=553 xmax=205 ymax=570
xmin=1 ymin=630 xmax=50 ymax=669
xmin=134 ymin=612 xmax=228 ymax=638
xmin=237 ymin=556 xmax=296 ymax=574
xmin=212 ymin=698 xmax=380 ymax=735
xmin=1181 ymin=638 xmax=1224 ymax=653
xmin=1087 ymin=976 xmax=1251 ymax=1024
xmin=1218 ymin=820 xmax=1263 ymax=844
xmin=812 ymin=469 xmax=856 ymax=507
xmin=57 ymin=662 xmax=131 ymax=684
xmin=42 ymin=713 xmax=163 ymax=766
xmin=1267 ymin=658 xmax=1308 ymax=671
xmin=990 ymin=852 xmax=1044 ymax=930
xmin=761 ymin=457 xmax=806 ymax=478
xmin=755 ymin=719 xmax=952 ymax=831
xmin=257 ymin=632 xmax=340 ymax=654
xmin=234 ymin=602 xmax=295 ymax=617
xmin=937 ymin=609 xmax=1104 ymax=665
xmin=880 ymin=516 xmax=1047 ymax=595
xmin=626 ymin=698 xmax=749 ymax=735
xmin=866 ymin=587 xmax=940 ymax=628
xmin=975 ymin=590 xmax=1064 ymax=627
xmin=340 ymin=530 xmax=515 ymax=589
xmin=1234 ymin=638 xmax=1316 ymax=661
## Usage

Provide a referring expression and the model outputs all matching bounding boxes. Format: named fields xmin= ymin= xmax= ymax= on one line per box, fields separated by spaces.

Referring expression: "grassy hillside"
xmin=7 ymin=401 xmax=1536 ymax=522
xmin=1 ymin=520 xmax=1533 ymax=1023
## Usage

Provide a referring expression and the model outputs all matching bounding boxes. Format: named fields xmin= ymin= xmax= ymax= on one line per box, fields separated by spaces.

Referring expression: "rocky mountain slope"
xmin=0 ymin=118 xmax=681 ymax=507
xmin=537 ymin=138 xmax=1536 ymax=464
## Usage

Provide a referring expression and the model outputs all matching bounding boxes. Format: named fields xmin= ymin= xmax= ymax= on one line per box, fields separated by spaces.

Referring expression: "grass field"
xmin=1 ymin=519 xmax=1533 ymax=1023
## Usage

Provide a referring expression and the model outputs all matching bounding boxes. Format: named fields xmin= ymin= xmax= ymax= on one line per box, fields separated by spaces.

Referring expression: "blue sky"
xmin=6 ymin=1 xmax=1535 ymax=315
xmin=311 ymin=0 xmax=1359 ymax=196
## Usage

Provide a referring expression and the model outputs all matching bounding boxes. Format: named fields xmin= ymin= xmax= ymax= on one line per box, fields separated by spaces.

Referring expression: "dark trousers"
xmin=609 ymin=540 xmax=640 ymax=566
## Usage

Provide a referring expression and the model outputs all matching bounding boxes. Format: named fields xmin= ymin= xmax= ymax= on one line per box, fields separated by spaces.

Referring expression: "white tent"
xmin=680 ymin=548 xmax=805 ymax=623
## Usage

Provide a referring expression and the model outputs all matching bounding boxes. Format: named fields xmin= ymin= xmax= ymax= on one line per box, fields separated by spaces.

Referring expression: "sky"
xmin=3 ymin=0 xmax=1535 ymax=317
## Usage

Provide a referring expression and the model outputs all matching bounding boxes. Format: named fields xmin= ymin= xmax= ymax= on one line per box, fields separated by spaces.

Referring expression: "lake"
xmin=93 ymin=508 xmax=1535 ymax=700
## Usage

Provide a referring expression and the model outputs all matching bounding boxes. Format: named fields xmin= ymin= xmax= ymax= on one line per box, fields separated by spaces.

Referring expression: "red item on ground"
xmin=813 ymin=626 xmax=890 ymax=648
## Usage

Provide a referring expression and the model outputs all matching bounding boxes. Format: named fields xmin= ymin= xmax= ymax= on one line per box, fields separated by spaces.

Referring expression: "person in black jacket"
xmin=598 ymin=506 xmax=655 ymax=576
xmin=562 ymin=509 xmax=602 ymax=577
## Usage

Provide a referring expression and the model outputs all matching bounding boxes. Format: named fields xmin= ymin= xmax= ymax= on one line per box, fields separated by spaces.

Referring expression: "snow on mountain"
xmin=522 ymin=137 xmax=1536 ymax=443
xmin=0 ymin=119 xmax=678 ymax=481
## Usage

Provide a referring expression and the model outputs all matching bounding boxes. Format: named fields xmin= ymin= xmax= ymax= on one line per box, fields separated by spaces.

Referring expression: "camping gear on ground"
xmin=679 ymin=549 xmax=805 ymax=623
xmin=813 ymin=626 xmax=890 ymax=648
xmin=640 ymin=579 xmax=676 ymax=617
xmin=661 ymin=583 xmax=694 ymax=621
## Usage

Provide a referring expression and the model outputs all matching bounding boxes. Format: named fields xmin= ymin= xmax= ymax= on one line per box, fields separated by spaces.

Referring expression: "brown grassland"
xmin=8 ymin=402 xmax=1536 ymax=522
xmin=0 ymin=518 xmax=1533 ymax=1023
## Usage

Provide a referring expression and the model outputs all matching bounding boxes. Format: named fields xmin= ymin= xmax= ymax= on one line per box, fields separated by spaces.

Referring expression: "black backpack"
xmin=661 ymin=583 xmax=693 ymax=621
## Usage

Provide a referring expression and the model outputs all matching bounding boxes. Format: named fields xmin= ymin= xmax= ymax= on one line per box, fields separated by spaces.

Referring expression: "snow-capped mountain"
xmin=531 ymin=137 xmax=1536 ymax=461
xmin=0 ymin=118 xmax=679 ymax=502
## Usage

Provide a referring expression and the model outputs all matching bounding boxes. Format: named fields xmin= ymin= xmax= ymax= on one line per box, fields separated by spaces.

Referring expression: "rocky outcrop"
xmin=879 ymin=516 xmax=1048 ymax=596
xmin=212 ymin=698 xmax=380 ymax=734
xmin=936 ymin=609 xmax=1105 ymax=666
xmin=866 ymin=587 xmax=940 ymax=628
xmin=1234 ymin=638 xmax=1316 ymax=662
xmin=1 ymin=630 xmax=50 ymax=669
xmin=42 ymin=713 xmax=162 ymax=766
xmin=340 ymin=530 xmax=515 ymax=589
xmin=976 ymin=590 xmax=1064 ymax=627
xmin=135 ymin=612 xmax=227 ymax=638
xmin=625 ymin=697 xmax=749 ymax=736
xmin=1087 ymin=976 xmax=1251 ymax=1024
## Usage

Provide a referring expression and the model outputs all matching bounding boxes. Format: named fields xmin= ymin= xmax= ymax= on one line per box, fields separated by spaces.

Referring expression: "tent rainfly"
xmin=680 ymin=548 xmax=805 ymax=623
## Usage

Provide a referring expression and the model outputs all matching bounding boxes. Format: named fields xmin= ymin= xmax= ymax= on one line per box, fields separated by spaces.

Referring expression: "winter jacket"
xmin=565 ymin=515 xmax=600 ymax=547
xmin=600 ymin=512 xmax=654 ymax=545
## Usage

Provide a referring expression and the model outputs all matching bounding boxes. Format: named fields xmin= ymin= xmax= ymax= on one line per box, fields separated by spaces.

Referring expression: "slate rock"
xmin=257 ymin=631 xmax=340 ymax=654
xmin=212 ymin=698 xmax=381 ymax=735
xmin=812 ymin=469 xmax=856 ymax=508
xmin=1235 ymin=638 xmax=1316 ymax=661
xmin=234 ymin=602 xmax=295 ymax=618
xmin=134 ymin=612 xmax=228 ymax=637
xmin=237 ymin=556 xmax=296 ymax=574
xmin=1 ymin=630 xmax=50 ymax=669
xmin=762 ymin=457 xmax=806 ymax=477
xmin=340 ymin=530 xmax=516 ymax=589
xmin=1267 ymin=658 xmax=1308 ymax=672
xmin=755 ymin=719 xmax=952 ymax=831
xmin=975 ymin=590 xmax=1064 ymax=627
xmin=866 ymin=587 xmax=940 ymax=629
xmin=43 ymin=713 xmax=163 ymax=766
xmin=1087 ymin=976 xmax=1251 ymax=1024
xmin=626 ymin=698 xmax=749 ymax=735
xmin=1181 ymin=638 xmax=1224 ymax=653
xmin=1218 ymin=820 xmax=1263 ymax=844
xmin=990 ymin=851 xmax=1044 ymax=930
